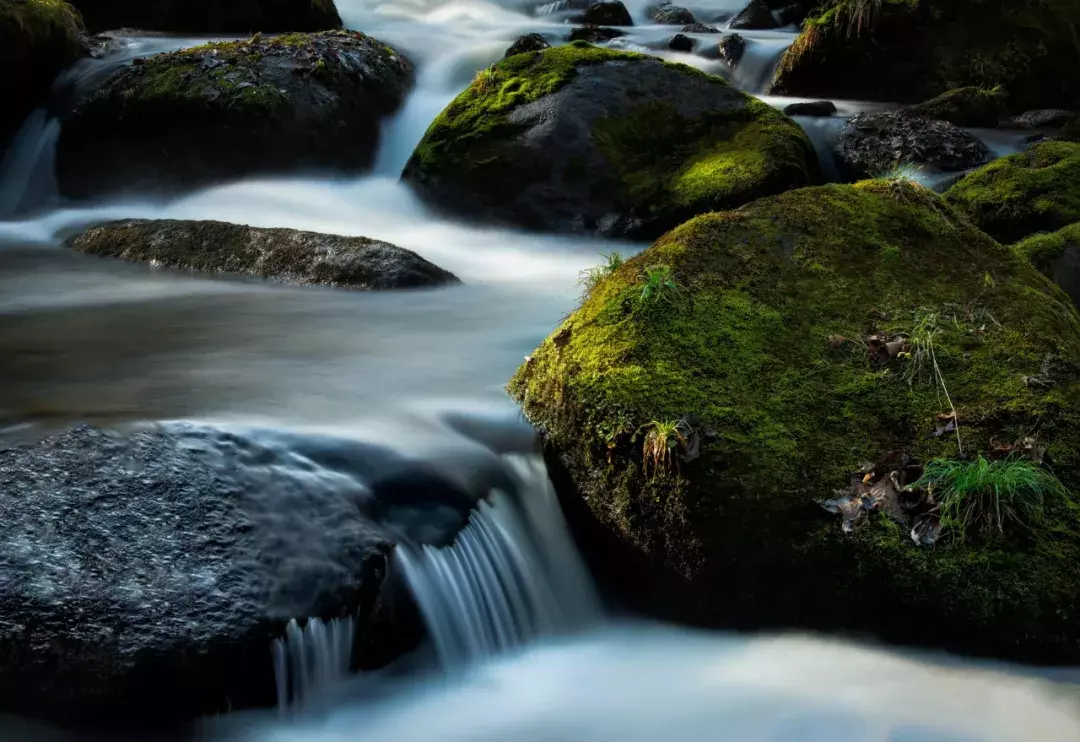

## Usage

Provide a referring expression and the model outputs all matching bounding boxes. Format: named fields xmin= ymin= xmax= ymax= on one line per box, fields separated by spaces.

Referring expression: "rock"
xmin=900 ymin=87 xmax=1007 ymax=129
xmin=402 ymin=45 xmax=819 ymax=239
xmin=578 ymin=0 xmax=632 ymax=26
xmin=1016 ymin=223 xmax=1080 ymax=309
xmin=0 ymin=0 xmax=83 ymax=147
xmin=1008 ymin=109 xmax=1079 ymax=130
xmin=56 ymin=31 xmax=413 ymax=200
xmin=668 ymin=33 xmax=694 ymax=52
xmin=69 ymin=0 xmax=342 ymax=33
xmin=682 ymin=22 xmax=719 ymax=33
xmin=944 ymin=141 xmax=1080 ymax=243
xmin=728 ymin=0 xmax=777 ymax=29
xmin=783 ymin=100 xmax=836 ymax=117
xmin=505 ymin=32 xmax=551 ymax=57
xmin=510 ymin=180 xmax=1080 ymax=664
xmin=770 ymin=1 xmax=1080 ymax=111
xmin=834 ymin=112 xmax=990 ymax=179
xmin=65 ymin=219 xmax=460 ymax=289
xmin=717 ymin=33 xmax=745 ymax=66
xmin=1057 ymin=120 xmax=1080 ymax=143
xmin=568 ymin=24 xmax=626 ymax=43
xmin=651 ymin=4 xmax=695 ymax=24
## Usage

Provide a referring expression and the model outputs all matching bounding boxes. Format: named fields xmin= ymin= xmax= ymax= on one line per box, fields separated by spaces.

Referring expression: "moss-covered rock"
xmin=510 ymin=180 xmax=1080 ymax=662
xmin=56 ymin=31 xmax=413 ymax=199
xmin=1016 ymin=223 xmax=1080 ymax=310
xmin=69 ymin=0 xmax=341 ymax=34
xmin=0 ymin=0 xmax=83 ymax=147
xmin=66 ymin=219 xmax=459 ymax=289
xmin=770 ymin=0 xmax=1080 ymax=112
xmin=944 ymin=141 xmax=1080 ymax=243
xmin=901 ymin=86 xmax=1008 ymax=128
xmin=402 ymin=44 xmax=819 ymax=239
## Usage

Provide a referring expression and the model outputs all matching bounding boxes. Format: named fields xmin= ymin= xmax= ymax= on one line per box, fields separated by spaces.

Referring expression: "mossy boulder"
xmin=1016 ymin=223 xmax=1080 ymax=310
xmin=944 ymin=141 xmax=1080 ymax=243
xmin=66 ymin=219 xmax=459 ymax=289
xmin=770 ymin=0 xmax=1080 ymax=112
xmin=0 ymin=0 xmax=84 ymax=147
xmin=901 ymin=86 xmax=1008 ymax=129
xmin=56 ymin=31 xmax=413 ymax=199
xmin=401 ymin=45 xmax=819 ymax=239
xmin=510 ymin=180 xmax=1080 ymax=662
xmin=69 ymin=0 xmax=341 ymax=34
xmin=505 ymin=32 xmax=550 ymax=58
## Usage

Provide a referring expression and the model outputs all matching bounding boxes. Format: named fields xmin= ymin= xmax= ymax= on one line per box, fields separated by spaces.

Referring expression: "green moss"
xmin=511 ymin=180 xmax=1080 ymax=659
xmin=1016 ymin=222 xmax=1080 ymax=270
xmin=0 ymin=0 xmax=83 ymax=47
xmin=944 ymin=141 xmax=1080 ymax=243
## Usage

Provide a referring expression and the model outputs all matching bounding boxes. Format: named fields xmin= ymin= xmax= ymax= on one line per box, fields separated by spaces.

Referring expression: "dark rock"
xmin=651 ymin=4 xmax=695 ymax=24
xmin=901 ymin=86 xmax=1007 ymax=129
xmin=505 ymin=32 xmax=551 ymax=57
xmin=578 ymin=0 xmax=633 ymax=26
xmin=402 ymin=46 xmax=819 ymax=240
xmin=1009 ymin=109 xmax=1080 ymax=129
xmin=568 ymin=24 xmax=626 ymax=42
xmin=717 ymin=33 xmax=745 ymax=66
xmin=682 ymin=22 xmax=719 ymax=33
xmin=65 ymin=219 xmax=460 ymax=290
xmin=1016 ymin=222 xmax=1080 ymax=309
xmin=783 ymin=100 xmax=837 ymax=117
xmin=668 ymin=33 xmax=694 ymax=52
xmin=56 ymin=31 xmax=413 ymax=200
xmin=835 ymin=112 xmax=990 ymax=179
xmin=1057 ymin=120 xmax=1080 ymax=143
xmin=729 ymin=0 xmax=777 ymax=29
xmin=69 ymin=0 xmax=342 ymax=34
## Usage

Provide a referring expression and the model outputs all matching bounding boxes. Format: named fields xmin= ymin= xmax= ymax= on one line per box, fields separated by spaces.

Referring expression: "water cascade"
xmin=272 ymin=617 xmax=356 ymax=712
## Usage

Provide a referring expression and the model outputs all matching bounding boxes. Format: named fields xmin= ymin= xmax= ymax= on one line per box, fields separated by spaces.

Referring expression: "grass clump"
xmin=639 ymin=264 xmax=679 ymax=304
xmin=580 ymin=252 xmax=626 ymax=294
xmin=641 ymin=419 xmax=689 ymax=478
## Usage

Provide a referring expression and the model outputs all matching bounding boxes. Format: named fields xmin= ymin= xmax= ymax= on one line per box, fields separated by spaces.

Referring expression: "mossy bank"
xmin=511 ymin=180 xmax=1080 ymax=661
xmin=403 ymin=43 xmax=819 ymax=239
xmin=1016 ymin=222 xmax=1080 ymax=310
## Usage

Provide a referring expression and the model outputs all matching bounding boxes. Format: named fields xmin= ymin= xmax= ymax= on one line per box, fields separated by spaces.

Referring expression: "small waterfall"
xmin=272 ymin=617 xmax=355 ymax=712
xmin=396 ymin=454 xmax=600 ymax=667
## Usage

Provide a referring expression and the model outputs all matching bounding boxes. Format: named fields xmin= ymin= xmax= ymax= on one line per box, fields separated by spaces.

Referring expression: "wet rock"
xmin=505 ymin=32 xmax=551 ymax=57
xmin=56 ymin=31 xmax=413 ymax=200
xmin=651 ymin=3 xmax=695 ymax=24
xmin=835 ymin=112 xmax=990 ymax=179
xmin=729 ymin=0 xmax=777 ymax=29
xmin=1016 ymin=222 xmax=1080 ymax=309
xmin=783 ymin=100 xmax=836 ymax=117
xmin=1008 ymin=109 xmax=1079 ymax=130
xmin=402 ymin=45 xmax=819 ymax=239
xmin=668 ymin=33 xmax=694 ymax=52
xmin=717 ymin=33 xmax=745 ymax=66
xmin=900 ymin=86 xmax=1007 ymax=129
xmin=577 ymin=0 xmax=632 ymax=26
xmin=66 ymin=219 xmax=460 ymax=290
xmin=682 ymin=22 xmax=719 ymax=33
xmin=0 ymin=0 xmax=84 ymax=148
xmin=568 ymin=24 xmax=626 ymax=42
xmin=69 ymin=0 xmax=342 ymax=34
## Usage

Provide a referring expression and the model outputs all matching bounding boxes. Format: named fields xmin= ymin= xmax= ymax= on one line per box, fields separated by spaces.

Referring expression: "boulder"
xmin=65 ymin=219 xmax=460 ymax=290
xmin=900 ymin=86 xmax=1007 ymax=129
xmin=681 ymin=22 xmax=719 ymax=33
xmin=835 ymin=112 xmax=989 ymax=179
xmin=717 ymin=33 xmax=745 ymax=66
xmin=944 ymin=141 xmax=1080 ymax=243
xmin=783 ymin=100 xmax=836 ymax=117
xmin=505 ymin=32 xmax=551 ymax=57
xmin=56 ymin=31 xmax=413 ymax=199
xmin=401 ymin=45 xmax=819 ymax=239
xmin=1016 ymin=223 xmax=1080 ymax=309
xmin=568 ymin=24 xmax=626 ymax=43
xmin=1009 ymin=109 xmax=1079 ymax=130
xmin=0 ymin=0 xmax=84 ymax=147
xmin=651 ymin=4 xmax=695 ymax=24
xmin=510 ymin=180 xmax=1080 ymax=664
xmin=728 ymin=0 xmax=777 ymax=29
xmin=69 ymin=0 xmax=341 ymax=34
xmin=578 ymin=0 xmax=632 ymax=26
xmin=668 ymin=33 xmax=694 ymax=52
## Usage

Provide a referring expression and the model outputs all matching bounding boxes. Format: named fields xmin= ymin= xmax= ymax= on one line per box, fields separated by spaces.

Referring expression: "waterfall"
xmin=272 ymin=617 xmax=355 ymax=712
xmin=396 ymin=454 xmax=600 ymax=667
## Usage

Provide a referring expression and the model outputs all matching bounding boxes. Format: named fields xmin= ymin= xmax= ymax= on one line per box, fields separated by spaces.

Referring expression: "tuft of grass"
xmin=641 ymin=419 xmax=688 ymax=478
xmin=917 ymin=456 xmax=1070 ymax=537
xmin=903 ymin=309 xmax=963 ymax=454
xmin=474 ymin=65 xmax=499 ymax=94
xmin=579 ymin=252 xmax=625 ymax=294
xmin=639 ymin=264 xmax=679 ymax=304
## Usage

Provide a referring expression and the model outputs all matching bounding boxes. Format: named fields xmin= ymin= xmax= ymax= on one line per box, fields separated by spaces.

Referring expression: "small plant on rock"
xmin=639 ymin=264 xmax=679 ymax=305
xmin=474 ymin=65 xmax=498 ymax=93
xmin=903 ymin=309 xmax=963 ymax=454
xmin=641 ymin=419 xmax=689 ymax=478
xmin=579 ymin=251 xmax=625 ymax=294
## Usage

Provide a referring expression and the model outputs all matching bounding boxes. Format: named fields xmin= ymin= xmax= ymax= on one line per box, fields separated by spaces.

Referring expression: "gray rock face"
xmin=66 ymin=219 xmax=460 ymax=290
xmin=505 ymin=32 xmax=551 ymax=57
xmin=729 ymin=0 xmax=777 ymax=29
xmin=835 ymin=112 xmax=990 ymax=178
xmin=1009 ymin=109 xmax=1079 ymax=129
xmin=717 ymin=33 xmax=745 ymax=66
xmin=652 ymin=4 xmax=695 ymax=24
xmin=682 ymin=22 xmax=719 ymax=32
xmin=579 ymin=0 xmax=633 ymax=25
xmin=56 ymin=31 xmax=414 ymax=199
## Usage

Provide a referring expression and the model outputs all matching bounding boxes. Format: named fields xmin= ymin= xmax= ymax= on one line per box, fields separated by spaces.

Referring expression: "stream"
xmin=1 ymin=0 xmax=1079 ymax=738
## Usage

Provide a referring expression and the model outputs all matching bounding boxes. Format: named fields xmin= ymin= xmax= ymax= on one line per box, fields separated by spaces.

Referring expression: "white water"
xmin=273 ymin=618 xmax=357 ymax=713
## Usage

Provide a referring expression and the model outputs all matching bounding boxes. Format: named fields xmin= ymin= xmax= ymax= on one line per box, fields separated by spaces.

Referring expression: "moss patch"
xmin=0 ymin=0 xmax=82 ymax=47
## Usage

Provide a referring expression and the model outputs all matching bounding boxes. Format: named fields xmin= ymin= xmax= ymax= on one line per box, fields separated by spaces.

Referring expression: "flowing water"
xmin=1 ymin=0 xmax=1077 ymax=739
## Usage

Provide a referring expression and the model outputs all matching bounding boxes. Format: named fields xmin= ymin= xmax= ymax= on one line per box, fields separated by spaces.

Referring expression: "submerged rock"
xmin=578 ymin=0 xmax=632 ymax=26
xmin=1008 ymin=109 xmax=1079 ymax=130
xmin=505 ymin=32 xmax=551 ymax=57
xmin=944 ymin=141 xmax=1080 ymax=243
xmin=835 ymin=112 xmax=989 ymax=179
xmin=729 ymin=0 xmax=777 ymax=29
xmin=717 ymin=33 xmax=745 ymax=66
xmin=0 ymin=0 xmax=84 ymax=147
xmin=651 ymin=4 xmax=695 ymax=24
xmin=1016 ymin=222 xmax=1080 ymax=309
xmin=66 ymin=219 xmax=459 ymax=289
xmin=900 ymin=86 xmax=1007 ymax=129
xmin=402 ymin=45 xmax=818 ymax=239
xmin=511 ymin=180 xmax=1080 ymax=663
xmin=568 ymin=24 xmax=626 ymax=43
xmin=783 ymin=100 xmax=836 ymax=117
xmin=56 ymin=31 xmax=413 ymax=199
xmin=69 ymin=0 xmax=342 ymax=34
xmin=681 ymin=22 xmax=719 ymax=33
xmin=668 ymin=33 xmax=694 ymax=52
